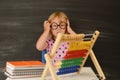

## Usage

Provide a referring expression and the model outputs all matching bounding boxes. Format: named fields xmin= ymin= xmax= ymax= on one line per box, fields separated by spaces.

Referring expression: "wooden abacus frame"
xmin=41 ymin=30 xmax=106 ymax=80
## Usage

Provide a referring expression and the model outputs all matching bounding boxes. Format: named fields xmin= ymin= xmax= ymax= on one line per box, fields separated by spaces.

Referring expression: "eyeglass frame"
xmin=50 ymin=22 xmax=68 ymax=30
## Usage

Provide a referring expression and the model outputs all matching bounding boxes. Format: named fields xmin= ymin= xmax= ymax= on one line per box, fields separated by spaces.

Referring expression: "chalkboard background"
xmin=0 ymin=0 xmax=120 ymax=80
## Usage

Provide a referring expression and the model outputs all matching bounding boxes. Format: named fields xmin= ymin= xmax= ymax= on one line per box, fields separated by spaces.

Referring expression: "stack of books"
xmin=5 ymin=60 xmax=45 ymax=80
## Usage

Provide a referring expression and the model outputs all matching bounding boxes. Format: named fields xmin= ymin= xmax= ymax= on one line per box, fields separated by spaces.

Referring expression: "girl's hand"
xmin=67 ymin=19 xmax=76 ymax=34
xmin=43 ymin=20 xmax=51 ymax=31
xmin=67 ymin=19 xmax=70 ymax=28
xmin=67 ymin=19 xmax=72 ymax=32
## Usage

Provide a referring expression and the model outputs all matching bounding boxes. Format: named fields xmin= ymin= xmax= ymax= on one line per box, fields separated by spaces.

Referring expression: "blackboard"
xmin=0 ymin=0 xmax=120 ymax=80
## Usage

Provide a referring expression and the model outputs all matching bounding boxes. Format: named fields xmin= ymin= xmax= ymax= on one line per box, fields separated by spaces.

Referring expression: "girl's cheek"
xmin=62 ymin=29 xmax=66 ymax=34
xmin=53 ymin=31 xmax=58 ymax=37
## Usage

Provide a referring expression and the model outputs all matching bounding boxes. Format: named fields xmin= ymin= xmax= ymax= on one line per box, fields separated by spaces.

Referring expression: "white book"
xmin=6 ymin=67 xmax=44 ymax=75
xmin=6 ymin=77 xmax=42 ymax=80
xmin=5 ymin=72 xmax=41 ymax=79
xmin=5 ymin=71 xmax=43 ymax=76
xmin=6 ymin=66 xmax=44 ymax=70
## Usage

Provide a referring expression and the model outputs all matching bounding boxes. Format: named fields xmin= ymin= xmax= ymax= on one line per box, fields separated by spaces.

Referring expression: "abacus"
xmin=41 ymin=30 xmax=106 ymax=80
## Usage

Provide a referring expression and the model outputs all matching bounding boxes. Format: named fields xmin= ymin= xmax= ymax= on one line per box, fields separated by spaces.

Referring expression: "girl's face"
xmin=50 ymin=17 xmax=67 ymax=39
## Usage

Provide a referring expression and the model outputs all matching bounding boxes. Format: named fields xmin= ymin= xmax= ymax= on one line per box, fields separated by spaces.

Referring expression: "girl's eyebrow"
xmin=59 ymin=21 xmax=66 ymax=23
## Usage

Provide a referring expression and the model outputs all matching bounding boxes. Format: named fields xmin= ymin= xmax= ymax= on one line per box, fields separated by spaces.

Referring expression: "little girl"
xmin=36 ymin=12 xmax=76 ymax=64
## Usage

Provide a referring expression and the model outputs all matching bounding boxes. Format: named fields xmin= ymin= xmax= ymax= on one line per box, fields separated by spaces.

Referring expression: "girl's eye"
xmin=60 ymin=23 xmax=67 ymax=28
xmin=51 ymin=24 xmax=58 ymax=29
xmin=52 ymin=24 xmax=57 ymax=27
xmin=60 ymin=25 xmax=65 ymax=27
xmin=60 ymin=24 xmax=65 ymax=26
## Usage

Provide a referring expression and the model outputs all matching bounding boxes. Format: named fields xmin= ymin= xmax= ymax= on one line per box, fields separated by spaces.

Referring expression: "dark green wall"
xmin=0 ymin=0 xmax=120 ymax=79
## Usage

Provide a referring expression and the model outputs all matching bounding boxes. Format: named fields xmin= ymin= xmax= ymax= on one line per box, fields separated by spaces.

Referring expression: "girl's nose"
xmin=57 ymin=25 xmax=61 ymax=30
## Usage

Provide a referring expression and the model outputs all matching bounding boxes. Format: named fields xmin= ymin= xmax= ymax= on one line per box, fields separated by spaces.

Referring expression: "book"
xmin=5 ymin=60 xmax=45 ymax=80
xmin=6 ymin=61 xmax=45 ymax=70
xmin=6 ymin=68 xmax=44 ymax=75
xmin=5 ymin=61 xmax=45 ymax=78
xmin=5 ymin=72 xmax=42 ymax=79
xmin=6 ymin=77 xmax=42 ymax=80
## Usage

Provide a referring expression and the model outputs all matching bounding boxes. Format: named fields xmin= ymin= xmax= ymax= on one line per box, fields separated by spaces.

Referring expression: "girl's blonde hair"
xmin=48 ymin=12 xmax=68 ymax=22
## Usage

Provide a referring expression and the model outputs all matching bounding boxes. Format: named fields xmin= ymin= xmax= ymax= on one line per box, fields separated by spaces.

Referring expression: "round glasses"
xmin=50 ymin=22 xmax=67 ymax=30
